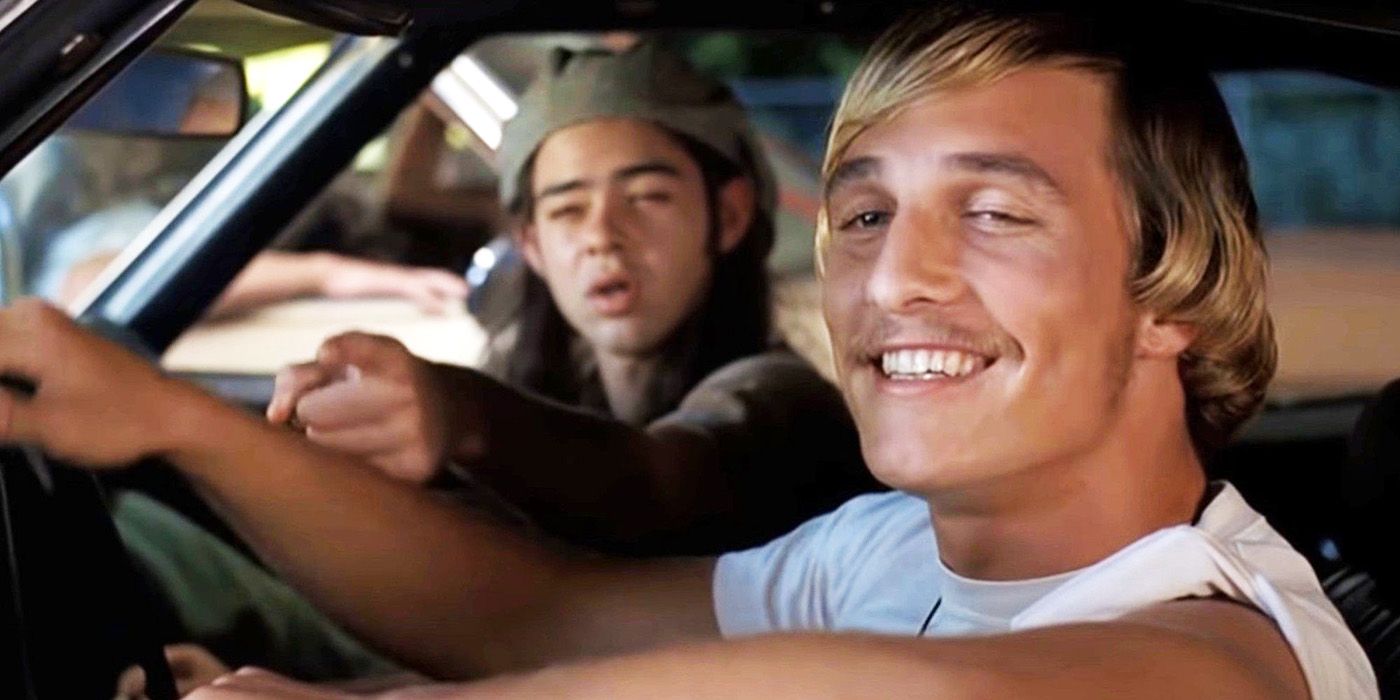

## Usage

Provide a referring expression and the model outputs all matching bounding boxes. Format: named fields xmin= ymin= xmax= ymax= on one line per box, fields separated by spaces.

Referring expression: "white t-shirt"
xmin=714 ymin=483 xmax=1377 ymax=699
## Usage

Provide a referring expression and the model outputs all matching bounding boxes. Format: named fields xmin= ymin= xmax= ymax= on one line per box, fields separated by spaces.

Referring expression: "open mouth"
xmin=872 ymin=347 xmax=996 ymax=382
xmin=586 ymin=275 xmax=636 ymax=316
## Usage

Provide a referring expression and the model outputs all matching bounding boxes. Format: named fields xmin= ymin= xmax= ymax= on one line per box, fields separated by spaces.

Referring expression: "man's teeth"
xmin=879 ymin=349 xmax=984 ymax=380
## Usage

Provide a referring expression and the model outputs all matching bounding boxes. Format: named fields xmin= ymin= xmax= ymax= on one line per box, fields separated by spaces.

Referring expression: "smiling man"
xmin=0 ymin=4 xmax=1377 ymax=699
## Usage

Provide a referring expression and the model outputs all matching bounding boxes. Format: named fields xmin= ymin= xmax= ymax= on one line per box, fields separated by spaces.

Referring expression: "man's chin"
xmin=861 ymin=433 xmax=999 ymax=495
xmin=584 ymin=323 xmax=669 ymax=359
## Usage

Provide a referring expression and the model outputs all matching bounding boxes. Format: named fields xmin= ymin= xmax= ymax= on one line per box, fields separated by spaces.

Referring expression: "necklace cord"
xmin=918 ymin=597 xmax=943 ymax=636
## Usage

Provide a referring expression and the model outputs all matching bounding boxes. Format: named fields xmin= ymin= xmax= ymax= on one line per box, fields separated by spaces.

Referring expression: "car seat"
xmin=1329 ymin=378 xmax=1400 ymax=696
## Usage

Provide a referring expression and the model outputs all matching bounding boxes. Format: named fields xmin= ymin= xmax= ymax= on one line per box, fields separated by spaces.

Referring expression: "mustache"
xmin=846 ymin=315 xmax=1020 ymax=360
xmin=581 ymin=254 xmax=636 ymax=282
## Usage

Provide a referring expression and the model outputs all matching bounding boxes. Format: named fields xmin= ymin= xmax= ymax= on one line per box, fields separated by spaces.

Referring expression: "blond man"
xmin=0 ymin=4 xmax=1376 ymax=698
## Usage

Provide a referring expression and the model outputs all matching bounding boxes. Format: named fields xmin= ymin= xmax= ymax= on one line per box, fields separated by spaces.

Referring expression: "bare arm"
xmin=199 ymin=251 xmax=337 ymax=318
xmin=446 ymin=353 xmax=876 ymax=554
xmin=186 ymin=599 xmax=1308 ymax=699
xmin=0 ymin=301 xmax=716 ymax=680
xmin=275 ymin=354 xmax=745 ymax=550
xmin=386 ymin=599 xmax=1307 ymax=699
xmin=434 ymin=364 xmax=747 ymax=551
xmin=59 ymin=251 xmax=467 ymax=319
xmin=273 ymin=339 xmax=874 ymax=554
xmin=166 ymin=389 xmax=719 ymax=679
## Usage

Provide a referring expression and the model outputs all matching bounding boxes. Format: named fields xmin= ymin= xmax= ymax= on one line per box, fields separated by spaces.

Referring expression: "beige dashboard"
xmin=161 ymin=298 xmax=488 ymax=372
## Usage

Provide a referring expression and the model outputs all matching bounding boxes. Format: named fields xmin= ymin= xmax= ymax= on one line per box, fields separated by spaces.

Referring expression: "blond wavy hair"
xmin=819 ymin=5 xmax=1276 ymax=455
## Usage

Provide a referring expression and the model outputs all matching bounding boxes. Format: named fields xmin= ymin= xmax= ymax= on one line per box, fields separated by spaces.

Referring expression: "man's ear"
xmin=517 ymin=224 xmax=546 ymax=276
xmin=715 ymin=175 xmax=757 ymax=254
xmin=1135 ymin=312 xmax=1197 ymax=359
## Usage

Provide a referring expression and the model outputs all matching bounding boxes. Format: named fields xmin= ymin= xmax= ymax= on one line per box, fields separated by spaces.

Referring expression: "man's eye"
xmin=839 ymin=210 xmax=890 ymax=230
xmin=965 ymin=210 xmax=1034 ymax=227
xmin=547 ymin=204 xmax=585 ymax=221
xmin=628 ymin=191 xmax=672 ymax=205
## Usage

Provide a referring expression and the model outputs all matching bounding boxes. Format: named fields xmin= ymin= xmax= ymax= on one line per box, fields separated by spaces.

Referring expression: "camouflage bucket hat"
xmin=497 ymin=41 xmax=777 ymax=216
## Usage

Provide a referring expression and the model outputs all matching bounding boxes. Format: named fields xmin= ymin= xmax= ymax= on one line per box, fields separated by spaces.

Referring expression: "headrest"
xmin=1338 ymin=379 xmax=1400 ymax=592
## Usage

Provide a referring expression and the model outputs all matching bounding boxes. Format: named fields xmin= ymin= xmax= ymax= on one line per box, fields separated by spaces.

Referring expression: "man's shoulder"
xmin=818 ymin=491 xmax=935 ymax=573
xmin=1023 ymin=483 xmax=1328 ymax=622
xmin=826 ymin=490 xmax=928 ymax=528
xmin=713 ymin=490 xmax=937 ymax=636
xmin=1019 ymin=482 xmax=1377 ymax=699
xmin=695 ymin=347 xmax=827 ymax=391
xmin=1195 ymin=482 xmax=1296 ymax=550
xmin=657 ymin=346 xmax=854 ymax=437
xmin=1193 ymin=482 xmax=1329 ymax=595
xmin=724 ymin=490 xmax=930 ymax=567
xmin=1184 ymin=485 xmax=1377 ymax=697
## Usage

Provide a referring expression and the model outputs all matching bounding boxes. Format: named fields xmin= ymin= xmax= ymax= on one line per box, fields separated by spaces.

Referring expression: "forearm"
xmin=384 ymin=624 xmax=1293 ymax=700
xmin=436 ymin=365 xmax=729 ymax=550
xmin=159 ymin=384 xmax=714 ymax=678
xmin=380 ymin=635 xmax=954 ymax=699
xmin=206 ymin=251 xmax=329 ymax=318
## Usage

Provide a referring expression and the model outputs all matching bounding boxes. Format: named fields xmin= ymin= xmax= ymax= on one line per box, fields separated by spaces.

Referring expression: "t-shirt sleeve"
xmin=650 ymin=350 xmax=883 ymax=551
xmin=1012 ymin=525 xmax=1379 ymax=699
xmin=712 ymin=491 xmax=911 ymax=637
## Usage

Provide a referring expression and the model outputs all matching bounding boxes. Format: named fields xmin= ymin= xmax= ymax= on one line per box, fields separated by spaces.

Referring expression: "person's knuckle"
xmin=409 ymin=401 xmax=431 ymax=428
xmin=403 ymin=428 xmax=428 ymax=456
xmin=276 ymin=363 xmax=313 ymax=388
xmin=318 ymin=334 xmax=355 ymax=361
xmin=368 ymin=455 xmax=394 ymax=476
xmin=395 ymin=453 xmax=428 ymax=482
xmin=394 ymin=401 xmax=424 ymax=432
xmin=14 ymin=300 xmax=58 ymax=342
xmin=328 ymin=330 xmax=361 ymax=344
xmin=271 ymin=370 xmax=298 ymax=395
xmin=271 ymin=366 xmax=291 ymax=384
xmin=375 ymin=333 xmax=408 ymax=353
xmin=12 ymin=297 xmax=46 ymax=317
xmin=301 ymin=366 xmax=332 ymax=390
xmin=293 ymin=395 xmax=324 ymax=425
xmin=385 ymin=380 xmax=415 ymax=408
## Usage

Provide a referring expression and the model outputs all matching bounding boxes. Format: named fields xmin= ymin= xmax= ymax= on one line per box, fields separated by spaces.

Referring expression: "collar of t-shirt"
xmin=929 ymin=481 xmax=1228 ymax=635
xmin=932 ymin=558 xmax=1083 ymax=634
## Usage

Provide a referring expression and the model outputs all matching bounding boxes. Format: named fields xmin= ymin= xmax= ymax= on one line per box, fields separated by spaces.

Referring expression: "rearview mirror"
xmin=67 ymin=49 xmax=248 ymax=138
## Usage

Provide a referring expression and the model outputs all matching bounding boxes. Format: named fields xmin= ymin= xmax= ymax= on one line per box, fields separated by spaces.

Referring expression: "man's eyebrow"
xmin=613 ymin=160 xmax=682 ymax=182
xmin=824 ymin=156 xmax=882 ymax=199
xmin=536 ymin=178 xmax=588 ymax=201
xmin=535 ymin=161 xmax=682 ymax=202
xmin=945 ymin=152 xmax=1066 ymax=198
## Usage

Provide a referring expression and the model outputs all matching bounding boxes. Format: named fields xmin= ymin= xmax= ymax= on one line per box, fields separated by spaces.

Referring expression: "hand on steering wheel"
xmin=0 ymin=299 xmax=205 ymax=467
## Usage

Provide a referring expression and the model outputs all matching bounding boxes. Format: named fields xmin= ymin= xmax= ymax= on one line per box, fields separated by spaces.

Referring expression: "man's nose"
xmin=865 ymin=209 xmax=968 ymax=312
xmin=580 ymin=194 xmax=625 ymax=256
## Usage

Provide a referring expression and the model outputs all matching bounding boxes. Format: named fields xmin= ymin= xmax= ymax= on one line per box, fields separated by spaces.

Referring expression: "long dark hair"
xmin=502 ymin=131 xmax=775 ymax=422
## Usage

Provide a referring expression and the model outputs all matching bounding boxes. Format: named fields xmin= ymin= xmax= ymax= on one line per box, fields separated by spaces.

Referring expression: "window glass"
xmin=1218 ymin=71 xmax=1400 ymax=232
xmin=0 ymin=1 xmax=335 ymax=303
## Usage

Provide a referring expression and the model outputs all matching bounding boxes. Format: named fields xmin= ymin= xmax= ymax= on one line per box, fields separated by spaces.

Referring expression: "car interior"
xmin=0 ymin=0 xmax=1395 ymax=697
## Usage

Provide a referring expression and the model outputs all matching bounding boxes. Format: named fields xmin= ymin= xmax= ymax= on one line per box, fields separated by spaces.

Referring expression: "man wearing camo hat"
xmin=266 ymin=40 xmax=878 ymax=554
xmin=98 ymin=41 xmax=876 ymax=692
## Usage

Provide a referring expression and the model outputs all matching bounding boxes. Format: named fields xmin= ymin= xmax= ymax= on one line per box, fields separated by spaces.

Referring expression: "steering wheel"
xmin=0 ymin=446 xmax=177 ymax=699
